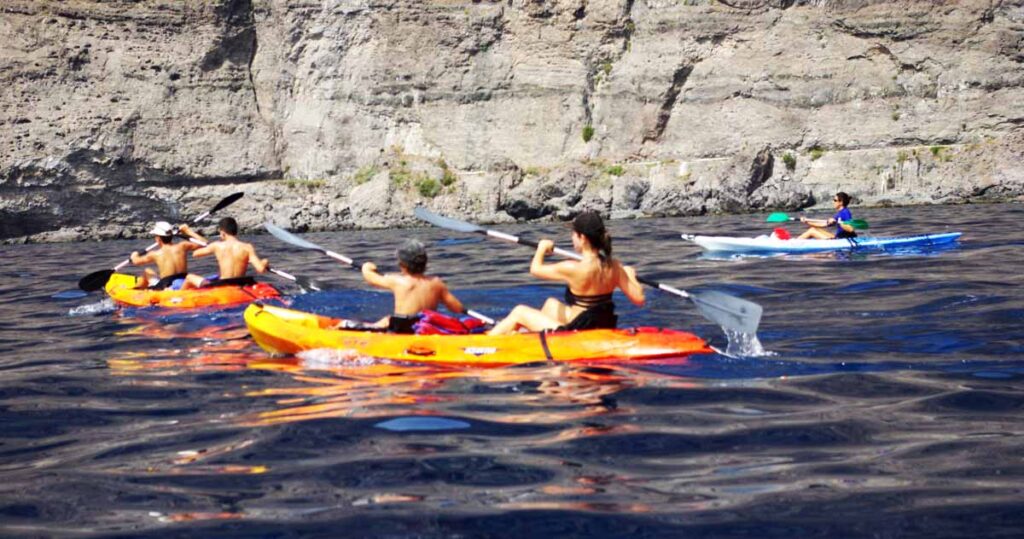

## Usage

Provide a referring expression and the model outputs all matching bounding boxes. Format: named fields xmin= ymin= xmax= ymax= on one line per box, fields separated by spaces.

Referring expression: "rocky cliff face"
xmin=2 ymin=0 xmax=1022 ymax=242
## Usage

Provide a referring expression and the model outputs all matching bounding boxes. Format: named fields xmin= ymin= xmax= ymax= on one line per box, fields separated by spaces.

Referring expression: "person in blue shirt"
xmin=797 ymin=192 xmax=857 ymax=240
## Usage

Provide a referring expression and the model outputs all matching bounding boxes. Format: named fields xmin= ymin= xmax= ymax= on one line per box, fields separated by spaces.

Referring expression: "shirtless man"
xmin=130 ymin=221 xmax=208 ymax=290
xmin=182 ymin=217 xmax=269 ymax=289
xmin=360 ymin=239 xmax=464 ymax=333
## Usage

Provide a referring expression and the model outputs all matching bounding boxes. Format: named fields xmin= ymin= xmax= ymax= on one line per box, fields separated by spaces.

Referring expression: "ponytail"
xmin=586 ymin=230 xmax=613 ymax=266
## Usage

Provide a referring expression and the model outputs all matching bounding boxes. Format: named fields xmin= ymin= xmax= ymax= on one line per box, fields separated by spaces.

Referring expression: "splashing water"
xmin=67 ymin=298 xmax=116 ymax=316
xmin=297 ymin=348 xmax=386 ymax=369
xmin=723 ymin=328 xmax=773 ymax=358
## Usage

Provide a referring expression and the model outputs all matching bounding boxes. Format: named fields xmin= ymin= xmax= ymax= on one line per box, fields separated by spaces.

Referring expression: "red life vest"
xmin=414 ymin=310 xmax=487 ymax=335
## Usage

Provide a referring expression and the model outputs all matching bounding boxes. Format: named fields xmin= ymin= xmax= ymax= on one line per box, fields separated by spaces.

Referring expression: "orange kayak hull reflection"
xmin=244 ymin=303 xmax=712 ymax=366
xmin=105 ymin=273 xmax=280 ymax=308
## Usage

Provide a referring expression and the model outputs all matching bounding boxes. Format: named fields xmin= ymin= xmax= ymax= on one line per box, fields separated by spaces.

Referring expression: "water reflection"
xmin=4 ymin=203 xmax=1024 ymax=536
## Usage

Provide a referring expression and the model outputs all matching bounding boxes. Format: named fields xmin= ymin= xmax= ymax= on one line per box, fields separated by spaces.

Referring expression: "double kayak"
xmin=105 ymin=273 xmax=280 ymax=308
xmin=682 ymin=232 xmax=962 ymax=254
xmin=244 ymin=303 xmax=712 ymax=366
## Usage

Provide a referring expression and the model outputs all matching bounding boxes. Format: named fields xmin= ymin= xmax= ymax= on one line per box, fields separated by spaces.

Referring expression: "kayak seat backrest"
xmin=414 ymin=310 xmax=487 ymax=335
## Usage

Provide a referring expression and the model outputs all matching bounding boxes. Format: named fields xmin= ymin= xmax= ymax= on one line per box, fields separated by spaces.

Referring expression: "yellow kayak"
xmin=244 ymin=303 xmax=712 ymax=367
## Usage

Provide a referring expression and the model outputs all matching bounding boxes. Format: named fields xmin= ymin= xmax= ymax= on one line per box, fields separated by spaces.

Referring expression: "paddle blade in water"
xmin=414 ymin=207 xmax=483 ymax=234
xmin=765 ymin=212 xmax=791 ymax=223
xmin=847 ymin=219 xmax=869 ymax=230
xmin=690 ymin=290 xmax=763 ymax=336
xmin=209 ymin=192 xmax=244 ymax=215
xmin=265 ymin=222 xmax=328 ymax=252
xmin=78 ymin=269 xmax=115 ymax=292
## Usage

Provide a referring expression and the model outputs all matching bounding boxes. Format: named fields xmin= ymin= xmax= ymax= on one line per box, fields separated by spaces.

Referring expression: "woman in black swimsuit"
xmin=488 ymin=212 xmax=645 ymax=335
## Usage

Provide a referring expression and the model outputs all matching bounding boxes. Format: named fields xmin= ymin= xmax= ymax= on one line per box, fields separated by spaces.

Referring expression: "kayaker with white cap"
xmin=359 ymin=238 xmax=465 ymax=333
xmin=488 ymin=211 xmax=645 ymax=335
xmin=130 ymin=221 xmax=207 ymax=290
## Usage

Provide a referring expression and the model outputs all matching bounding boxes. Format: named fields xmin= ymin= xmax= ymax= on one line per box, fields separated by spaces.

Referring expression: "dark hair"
xmin=158 ymin=235 xmax=173 ymax=244
xmin=834 ymin=192 xmax=851 ymax=207
xmin=397 ymin=239 xmax=428 ymax=275
xmin=218 ymin=217 xmax=238 ymax=236
xmin=572 ymin=211 xmax=613 ymax=265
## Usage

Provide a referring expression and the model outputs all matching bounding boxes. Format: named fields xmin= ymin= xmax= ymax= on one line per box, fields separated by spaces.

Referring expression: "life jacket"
xmin=413 ymin=310 xmax=487 ymax=335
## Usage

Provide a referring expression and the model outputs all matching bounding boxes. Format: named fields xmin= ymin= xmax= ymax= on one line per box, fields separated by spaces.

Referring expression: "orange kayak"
xmin=244 ymin=303 xmax=711 ymax=367
xmin=105 ymin=273 xmax=280 ymax=308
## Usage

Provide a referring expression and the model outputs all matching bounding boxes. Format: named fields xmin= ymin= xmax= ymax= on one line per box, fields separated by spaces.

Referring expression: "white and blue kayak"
xmin=682 ymin=232 xmax=962 ymax=254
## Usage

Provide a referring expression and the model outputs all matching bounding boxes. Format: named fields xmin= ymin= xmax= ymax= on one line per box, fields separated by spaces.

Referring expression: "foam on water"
xmin=297 ymin=347 xmax=385 ymax=368
xmin=723 ymin=328 xmax=774 ymax=358
xmin=67 ymin=297 xmax=116 ymax=316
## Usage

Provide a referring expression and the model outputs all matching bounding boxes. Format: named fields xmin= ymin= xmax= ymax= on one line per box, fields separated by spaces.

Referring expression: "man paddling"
xmin=797 ymin=191 xmax=857 ymax=240
xmin=130 ymin=222 xmax=208 ymax=290
xmin=182 ymin=217 xmax=270 ymax=289
xmin=358 ymin=239 xmax=465 ymax=333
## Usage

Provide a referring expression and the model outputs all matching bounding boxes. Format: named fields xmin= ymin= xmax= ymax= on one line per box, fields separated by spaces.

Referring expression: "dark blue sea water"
xmin=2 ymin=203 xmax=1023 ymax=537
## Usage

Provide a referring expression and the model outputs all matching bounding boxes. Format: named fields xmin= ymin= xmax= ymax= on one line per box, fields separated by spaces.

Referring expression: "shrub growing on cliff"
xmin=809 ymin=147 xmax=825 ymax=161
xmin=390 ymin=168 xmax=411 ymax=187
xmin=285 ymin=179 xmax=326 ymax=190
xmin=782 ymin=152 xmax=797 ymax=171
xmin=415 ymin=178 xmax=442 ymax=198
xmin=605 ymin=164 xmax=625 ymax=176
xmin=353 ymin=166 xmax=377 ymax=185
xmin=442 ymin=171 xmax=458 ymax=187
xmin=582 ymin=125 xmax=595 ymax=143
xmin=438 ymin=160 xmax=458 ymax=187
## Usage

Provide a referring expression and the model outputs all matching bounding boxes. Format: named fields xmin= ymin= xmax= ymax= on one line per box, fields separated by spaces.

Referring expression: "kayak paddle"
xmin=766 ymin=212 xmax=869 ymax=230
xmin=413 ymin=207 xmax=763 ymax=336
xmin=77 ymin=192 xmax=245 ymax=292
xmin=264 ymin=222 xmax=495 ymax=325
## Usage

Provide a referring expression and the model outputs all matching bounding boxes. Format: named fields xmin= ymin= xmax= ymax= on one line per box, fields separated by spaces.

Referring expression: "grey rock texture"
xmin=2 ymin=0 xmax=1022 ymax=242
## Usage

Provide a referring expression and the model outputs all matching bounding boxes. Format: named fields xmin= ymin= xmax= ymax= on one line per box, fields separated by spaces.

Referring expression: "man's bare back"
xmin=386 ymin=272 xmax=457 ymax=316
xmin=200 ymin=238 xmax=263 ymax=279
xmin=144 ymin=243 xmax=194 ymax=277
xmin=183 ymin=218 xmax=268 ymax=288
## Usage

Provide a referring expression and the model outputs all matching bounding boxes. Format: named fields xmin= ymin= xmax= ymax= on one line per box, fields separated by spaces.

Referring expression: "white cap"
xmin=151 ymin=221 xmax=175 ymax=236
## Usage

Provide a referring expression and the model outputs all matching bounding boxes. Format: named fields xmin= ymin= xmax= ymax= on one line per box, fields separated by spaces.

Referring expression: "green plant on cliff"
xmin=896 ymin=150 xmax=909 ymax=165
xmin=285 ymin=178 xmax=326 ymax=190
xmin=582 ymin=125 xmax=595 ymax=143
xmin=441 ymin=168 xmax=458 ymax=187
xmin=809 ymin=146 xmax=825 ymax=161
xmin=605 ymin=164 xmax=625 ymax=176
xmin=390 ymin=167 xmax=412 ymax=188
xmin=353 ymin=165 xmax=377 ymax=185
xmin=415 ymin=177 xmax=442 ymax=198
xmin=437 ymin=159 xmax=458 ymax=187
xmin=782 ymin=152 xmax=797 ymax=171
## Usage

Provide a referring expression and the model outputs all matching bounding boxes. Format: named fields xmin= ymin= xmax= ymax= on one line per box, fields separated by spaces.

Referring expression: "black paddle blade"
xmin=690 ymin=290 xmax=763 ymax=335
xmin=208 ymin=192 xmax=244 ymax=216
xmin=78 ymin=269 xmax=115 ymax=292
xmin=413 ymin=207 xmax=483 ymax=234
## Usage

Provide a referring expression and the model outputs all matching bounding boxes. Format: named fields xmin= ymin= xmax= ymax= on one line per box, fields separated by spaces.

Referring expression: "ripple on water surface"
xmin=1 ymin=204 xmax=1023 ymax=536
